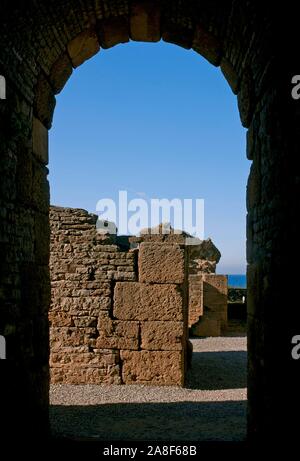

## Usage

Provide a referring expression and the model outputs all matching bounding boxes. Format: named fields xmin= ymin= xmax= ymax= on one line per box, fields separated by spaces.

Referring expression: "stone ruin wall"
xmin=49 ymin=206 xmax=189 ymax=385
xmin=130 ymin=226 xmax=228 ymax=338
xmin=187 ymin=241 xmax=227 ymax=337
xmin=49 ymin=206 xmax=227 ymax=385
xmin=189 ymin=274 xmax=228 ymax=336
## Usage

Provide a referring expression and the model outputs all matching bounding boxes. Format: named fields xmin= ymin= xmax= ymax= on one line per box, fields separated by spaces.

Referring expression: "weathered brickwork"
xmin=49 ymin=207 xmax=188 ymax=386
xmin=0 ymin=0 xmax=297 ymax=444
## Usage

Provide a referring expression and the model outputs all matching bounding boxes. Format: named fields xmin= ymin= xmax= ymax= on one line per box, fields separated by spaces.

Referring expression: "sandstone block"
xmin=114 ymin=282 xmax=183 ymax=321
xmin=97 ymin=315 xmax=139 ymax=350
xmin=50 ymin=352 xmax=99 ymax=367
xmin=49 ymin=53 xmax=73 ymax=93
xmin=120 ymin=350 xmax=183 ymax=385
xmin=73 ymin=316 xmax=97 ymax=327
xmin=238 ymin=69 xmax=254 ymax=127
xmin=32 ymin=117 xmax=48 ymax=164
xmin=49 ymin=311 xmax=73 ymax=327
xmin=192 ymin=25 xmax=221 ymax=66
xmin=139 ymin=242 xmax=185 ymax=283
xmin=188 ymin=274 xmax=203 ymax=327
xmin=50 ymin=349 xmax=121 ymax=384
xmin=34 ymin=74 xmax=56 ymax=129
xmin=98 ymin=17 xmax=129 ymax=49
xmin=162 ymin=23 xmax=193 ymax=49
xmin=50 ymin=327 xmax=96 ymax=350
xmin=140 ymin=321 xmax=184 ymax=351
xmin=220 ymin=58 xmax=240 ymax=94
xmin=50 ymin=366 xmax=121 ymax=385
xmin=130 ymin=1 xmax=161 ymax=42
xmin=192 ymin=318 xmax=221 ymax=337
xmin=203 ymin=274 xmax=228 ymax=295
xmin=68 ymin=29 xmax=100 ymax=67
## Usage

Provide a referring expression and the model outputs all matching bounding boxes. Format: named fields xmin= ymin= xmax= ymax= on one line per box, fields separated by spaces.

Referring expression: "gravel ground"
xmin=50 ymin=336 xmax=247 ymax=441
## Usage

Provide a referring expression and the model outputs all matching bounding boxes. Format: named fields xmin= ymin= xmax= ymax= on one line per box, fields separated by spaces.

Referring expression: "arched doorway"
xmin=0 ymin=1 xmax=298 ymax=446
xmin=48 ymin=40 xmax=248 ymax=441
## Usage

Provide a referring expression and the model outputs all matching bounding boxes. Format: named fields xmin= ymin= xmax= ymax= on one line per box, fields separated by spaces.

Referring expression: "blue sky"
xmin=49 ymin=41 xmax=249 ymax=274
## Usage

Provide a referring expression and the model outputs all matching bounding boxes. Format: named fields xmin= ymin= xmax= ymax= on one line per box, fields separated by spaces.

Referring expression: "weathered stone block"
xmin=32 ymin=117 xmax=48 ymax=164
xmin=140 ymin=321 xmax=184 ymax=350
xmin=68 ymin=29 xmax=100 ymax=67
xmin=50 ymin=365 xmax=121 ymax=384
xmin=97 ymin=315 xmax=139 ymax=350
xmin=130 ymin=1 xmax=161 ymax=42
xmin=50 ymin=351 xmax=105 ymax=367
xmin=50 ymin=327 xmax=96 ymax=350
xmin=162 ymin=23 xmax=193 ymax=49
xmin=188 ymin=274 xmax=203 ymax=327
xmin=49 ymin=311 xmax=73 ymax=327
xmin=220 ymin=58 xmax=240 ymax=94
xmin=114 ymin=282 xmax=183 ymax=321
xmin=73 ymin=316 xmax=97 ymax=327
xmin=34 ymin=74 xmax=56 ymax=128
xmin=98 ymin=17 xmax=129 ymax=49
xmin=49 ymin=53 xmax=73 ymax=93
xmin=192 ymin=25 xmax=222 ymax=66
xmin=203 ymin=274 xmax=228 ymax=295
xmin=192 ymin=318 xmax=221 ymax=337
xmin=139 ymin=242 xmax=185 ymax=283
xmin=120 ymin=350 xmax=183 ymax=385
xmin=50 ymin=348 xmax=121 ymax=383
xmin=202 ymin=274 xmax=228 ymax=331
xmin=32 ymin=162 xmax=50 ymax=213
xmin=247 ymin=161 xmax=261 ymax=209
xmin=238 ymin=69 xmax=254 ymax=128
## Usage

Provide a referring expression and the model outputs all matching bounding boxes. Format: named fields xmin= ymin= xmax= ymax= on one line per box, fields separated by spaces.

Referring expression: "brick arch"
xmin=0 ymin=0 xmax=298 ymax=447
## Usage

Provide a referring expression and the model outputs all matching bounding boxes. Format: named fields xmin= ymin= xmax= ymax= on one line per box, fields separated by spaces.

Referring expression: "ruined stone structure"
xmin=49 ymin=207 xmax=228 ymax=383
xmin=187 ymin=239 xmax=227 ymax=337
xmin=50 ymin=206 xmax=188 ymax=385
xmin=190 ymin=274 xmax=228 ymax=337
xmin=1 ymin=0 xmax=299 ymax=446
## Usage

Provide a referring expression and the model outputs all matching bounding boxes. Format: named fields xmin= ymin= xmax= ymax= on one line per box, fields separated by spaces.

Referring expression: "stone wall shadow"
xmin=187 ymin=351 xmax=247 ymax=390
xmin=50 ymin=400 xmax=246 ymax=442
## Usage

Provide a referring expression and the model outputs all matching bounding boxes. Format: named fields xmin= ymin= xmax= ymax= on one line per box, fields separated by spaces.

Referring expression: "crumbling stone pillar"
xmin=191 ymin=275 xmax=228 ymax=337
xmin=117 ymin=242 xmax=188 ymax=385
xmin=187 ymin=238 xmax=228 ymax=336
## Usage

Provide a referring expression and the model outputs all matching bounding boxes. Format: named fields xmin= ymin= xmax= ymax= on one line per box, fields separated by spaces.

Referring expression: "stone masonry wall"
xmin=49 ymin=206 xmax=188 ymax=386
xmin=187 ymin=240 xmax=228 ymax=336
xmin=191 ymin=275 xmax=228 ymax=337
xmin=130 ymin=226 xmax=227 ymax=337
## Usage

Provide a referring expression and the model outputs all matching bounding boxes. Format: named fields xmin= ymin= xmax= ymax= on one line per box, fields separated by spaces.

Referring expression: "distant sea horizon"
xmin=227 ymin=274 xmax=247 ymax=288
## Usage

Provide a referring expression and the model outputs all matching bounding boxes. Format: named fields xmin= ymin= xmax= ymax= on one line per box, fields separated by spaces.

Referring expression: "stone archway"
xmin=0 ymin=0 xmax=299 ymax=445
